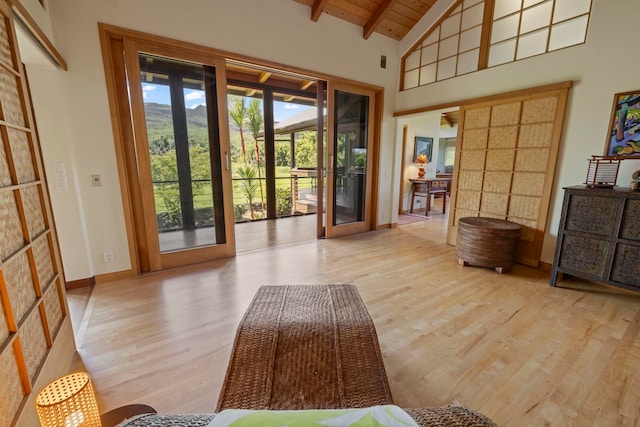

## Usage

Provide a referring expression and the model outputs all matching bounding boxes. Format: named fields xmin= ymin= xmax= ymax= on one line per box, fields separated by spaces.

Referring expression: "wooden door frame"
xmin=325 ymin=81 xmax=378 ymax=238
xmin=99 ymin=23 xmax=383 ymax=273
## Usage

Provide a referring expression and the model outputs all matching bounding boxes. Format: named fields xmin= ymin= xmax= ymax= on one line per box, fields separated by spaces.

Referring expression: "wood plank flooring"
xmin=68 ymin=213 xmax=640 ymax=426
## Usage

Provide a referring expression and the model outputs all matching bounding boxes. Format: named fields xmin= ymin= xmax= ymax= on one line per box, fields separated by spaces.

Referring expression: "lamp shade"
xmin=35 ymin=372 xmax=102 ymax=427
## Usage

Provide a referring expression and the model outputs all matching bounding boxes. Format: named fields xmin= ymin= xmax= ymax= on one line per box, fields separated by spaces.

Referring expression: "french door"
xmin=325 ymin=83 xmax=376 ymax=238
xmin=121 ymin=41 xmax=236 ymax=271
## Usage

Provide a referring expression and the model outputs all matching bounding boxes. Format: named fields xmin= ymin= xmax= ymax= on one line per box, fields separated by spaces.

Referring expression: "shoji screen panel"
xmin=447 ymin=85 xmax=569 ymax=267
xmin=0 ymin=1 xmax=69 ymax=426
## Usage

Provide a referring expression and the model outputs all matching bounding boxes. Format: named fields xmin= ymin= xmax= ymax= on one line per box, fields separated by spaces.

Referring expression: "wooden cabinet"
xmin=550 ymin=186 xmax=640 ymax=292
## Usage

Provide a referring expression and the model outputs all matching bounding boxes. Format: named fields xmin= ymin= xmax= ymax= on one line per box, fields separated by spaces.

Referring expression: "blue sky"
xmin=141 ymin=83 xmax=310 ymax=122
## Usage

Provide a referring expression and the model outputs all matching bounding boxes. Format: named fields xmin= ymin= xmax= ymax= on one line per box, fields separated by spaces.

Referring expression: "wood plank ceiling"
xmin=293 ymin=0 xmax=436 ymax=40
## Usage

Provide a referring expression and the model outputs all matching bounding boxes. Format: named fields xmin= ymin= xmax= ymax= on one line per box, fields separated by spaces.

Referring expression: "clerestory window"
xmin=401 ymin=0 xmax=592 ymax=90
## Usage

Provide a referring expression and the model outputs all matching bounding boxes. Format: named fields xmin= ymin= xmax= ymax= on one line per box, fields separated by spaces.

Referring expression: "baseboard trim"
xmin=65 ymin=276 xmax=95 ymax=290
xmin=375 ymin=223 xmax=392 ymax=230
xmin=95 ymin=269 xmax=136 ymax=284
xmin=538 ymin=261 xmax=552 ymax=272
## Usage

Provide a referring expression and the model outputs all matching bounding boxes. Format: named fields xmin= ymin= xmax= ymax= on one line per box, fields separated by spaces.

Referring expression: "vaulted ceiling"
xmin=293 ymin=0 xmax=437 ymax=41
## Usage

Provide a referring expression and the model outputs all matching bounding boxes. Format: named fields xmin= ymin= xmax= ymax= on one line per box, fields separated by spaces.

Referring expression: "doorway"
xmin=100 ymin=25 xmax=382 ymax=273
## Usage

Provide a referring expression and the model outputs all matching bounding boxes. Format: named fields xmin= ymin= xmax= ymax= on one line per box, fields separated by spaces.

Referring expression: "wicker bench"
xmin=216 ymin=284 xmax=393 ymax=410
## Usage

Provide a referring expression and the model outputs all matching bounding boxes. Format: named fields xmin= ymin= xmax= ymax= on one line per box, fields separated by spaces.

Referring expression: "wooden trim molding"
xmin=10 ymin=0 xmax=67 ymax=70
xmin=65 ymin=276 xmax=96 ymax=290
xmin=393 ymin=80 xmax=574 ymax=117
xmin=95 ymin=269 xmax=136 ymax=284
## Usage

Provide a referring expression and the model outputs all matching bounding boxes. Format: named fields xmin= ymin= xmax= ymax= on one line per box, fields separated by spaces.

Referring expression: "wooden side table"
xmin=100 ymin=404 xmax=157 ymax=426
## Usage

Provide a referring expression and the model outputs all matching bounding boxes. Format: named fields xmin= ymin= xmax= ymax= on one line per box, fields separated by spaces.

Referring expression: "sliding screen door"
xmin=122 ymin=41 xmax=235 ymax=271
xmin=447 ymin=84 xmax=570 ymax=266
xmin=325 ymin=83 xmax=375 ymax=238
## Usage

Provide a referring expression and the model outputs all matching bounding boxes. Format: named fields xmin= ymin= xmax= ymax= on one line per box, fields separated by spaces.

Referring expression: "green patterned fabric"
xmin=208 ymin=405 xmax=418 ymax=427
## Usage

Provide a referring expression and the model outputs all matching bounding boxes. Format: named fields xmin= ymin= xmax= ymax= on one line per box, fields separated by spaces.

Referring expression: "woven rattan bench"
xmin=216 ymin=284 xmax=393 ymax=410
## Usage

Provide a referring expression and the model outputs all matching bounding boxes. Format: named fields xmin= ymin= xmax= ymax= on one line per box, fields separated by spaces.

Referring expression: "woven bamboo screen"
xmin=447 ymin=86 xmax=569 ymax=267
xmin=0 ymin=2 xmax=68 ymax=425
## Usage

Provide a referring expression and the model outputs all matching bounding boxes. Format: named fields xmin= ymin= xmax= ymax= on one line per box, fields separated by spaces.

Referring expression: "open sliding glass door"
xmin=122 ymin=40 xmax=236 ymax=271
xmin=325 ymin=82 xmax=375 ymax=238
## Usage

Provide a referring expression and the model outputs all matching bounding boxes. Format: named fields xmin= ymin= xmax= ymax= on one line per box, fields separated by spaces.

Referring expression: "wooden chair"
xmin=410 ymin=180 xmax=448 ymax=215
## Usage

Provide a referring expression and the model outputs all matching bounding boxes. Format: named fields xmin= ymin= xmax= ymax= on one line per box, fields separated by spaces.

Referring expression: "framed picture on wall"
xmin=604 ymin=90 xmax=640 ymax=157
xmin=414 ymin=136 xmax=433 ymax=162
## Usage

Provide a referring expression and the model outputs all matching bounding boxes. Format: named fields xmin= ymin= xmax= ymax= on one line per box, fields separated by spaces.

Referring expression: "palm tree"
xmin=247 ymin=99 xmax=265 ymax=206
xmin=236 ymin=165 xmax=260 ymax=219
xmin=229 ymin=95 xmax=247 ymax=164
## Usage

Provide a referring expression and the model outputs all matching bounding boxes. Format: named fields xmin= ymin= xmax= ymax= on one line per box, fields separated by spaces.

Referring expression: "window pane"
xmin=494 ymin=0 xmax=522 ymax=19
xmin=520 ymin=1 xmax=552 ymax=34
xmin=460 ymin=26 xmax=482 ymax=52
xmin=461 ymin=2 xmax=484 ymax=30
xmin=419 ymin=64 xmax=437 ymax=85
xmin=553 ymin=0 xmax=591 ymax=23
xmin=437 ymin=57 xmax=457 ymax=80
xmin=421 ymin=44 xmax=438 ymax=65
xmin=517 ymin=28 xmax=548 ymax=59
xmin=439 ymin=35 xmax=460 ymax=60
xmin=405 ymin=50 xmax=420 ymax=70
xmin=404 ymin=69 xmax=419 ymax=89
xmin=491 ymin=14 xmax=520 ymax=44
xmin=441 ymin=13 xmax=461 ymax=39
xmin=488 ymin=39 xmax=517 ymax=66
xmin=549 ymin=15 xmax=588 ymax=50
xmin=457 ymin=49 xmax=480 ymax=75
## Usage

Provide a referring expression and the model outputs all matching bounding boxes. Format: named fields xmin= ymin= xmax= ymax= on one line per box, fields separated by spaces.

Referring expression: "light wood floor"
xmin=68 ymin=211 xmax=640 ymax=426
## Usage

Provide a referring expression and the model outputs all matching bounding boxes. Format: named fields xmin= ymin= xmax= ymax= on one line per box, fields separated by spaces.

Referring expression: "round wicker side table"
xmin=456 ymin=217 xmax=522 ymax=273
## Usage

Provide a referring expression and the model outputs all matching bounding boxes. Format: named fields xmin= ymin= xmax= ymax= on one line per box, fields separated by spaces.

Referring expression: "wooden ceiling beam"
xmin=311 ymin=0 xmax=330 ymax=22
xmin=301 ymin=80 xmax=315 ymax=90
xmin=443 ymin=113 xmax=454 ymax=128
xmin=363 ymin=0 xmax=399 ymax=39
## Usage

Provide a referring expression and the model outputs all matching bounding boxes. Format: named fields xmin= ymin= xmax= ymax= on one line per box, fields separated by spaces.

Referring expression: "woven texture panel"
xmin=490 ymin=102 xmax=521 ymax=126
xmin=0 ymin=15 xmax=12 ymax=68
xmin=488 ymin=126 xmax=518 ymax=148
xmin=486 ymin=149 xmax=515 ymax=171
xmin=459 ymin=150 xmax=486 ymax=170
xmin=4 ymin=252 xmax=36 ymax=324
xmin=21 ymin=185 xmax=45 ymax=239
xmin=455 ymin=190 xmax=481 ymax=211
xmin=519 ymin=123 xmax=553 ymax=147
xmin=480 ymin=192 xmax=509 ymax=215
xmin=0 ymin=136 xmax=11 ymax=187
xmin=7 ymin=128 xmax=34 ymax=183
xmin=0 ymin=191 xmax=23 ymax=260
xmin=21 ymin=307 xmax=48 ymax=382
xmin=457 ymin=170 xmax=483 ymax=191
xmin=515 ymin=148 xmax=549 ymax=172
xmin=43 ymin=281 xmax=63 ymax=338
xmin=33 ymin=235 xmax=54 ymax=287
xmin=512 ymin=172 xmax=544 ymax=196
xmin=461 ymin=129 xmax=488 ymax=149
xmin=483 ymin=171 xmax=512 ymax=193
xmin=0 ymin=346 xmax=24 ymax=426
xmin=521 ymin=96 xmax=557 ymax=123
xmin=0 ymin=67 xmax=25 ymax=127
xmin=464 ymin=107 xmax=490 ymax=129
xmin=509 ymin=195 xmax=541 ymax=220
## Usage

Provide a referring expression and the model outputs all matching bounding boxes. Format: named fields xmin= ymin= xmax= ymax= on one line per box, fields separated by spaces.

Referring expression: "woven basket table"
xmin=216 ymin=284 xmax=393 ymax=411
xmin=456 ymin=217 xmax=522 ymax=273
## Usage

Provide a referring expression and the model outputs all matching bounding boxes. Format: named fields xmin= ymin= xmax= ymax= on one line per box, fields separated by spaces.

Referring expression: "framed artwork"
xmin=605 ymin=90 xmax=640 ymax=157
xmin=413 ymin=136 xmax=433 ymax=162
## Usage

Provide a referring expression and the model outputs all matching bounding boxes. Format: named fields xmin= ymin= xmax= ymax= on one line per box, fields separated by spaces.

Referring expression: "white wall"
xmin=26 ymin=0 xmax=400 ymax=280
xmin=396 ymin=0 xmax=640 ymax=263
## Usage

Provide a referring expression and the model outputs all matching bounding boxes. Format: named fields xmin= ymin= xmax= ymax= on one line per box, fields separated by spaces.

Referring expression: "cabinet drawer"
xmin=610 ymin=243 xmax=640 ymax=287
xmin=566 ymin=195 xmax=619 ymax=236
xmin=558 ymin=234 xmax=611 ymax=278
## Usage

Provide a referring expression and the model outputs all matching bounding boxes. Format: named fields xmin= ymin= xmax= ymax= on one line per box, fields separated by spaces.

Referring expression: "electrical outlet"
xmin=103 ymin=251 xmax=114 ymax=263
xmin=91 ymin=174 xmax=102 ymax=187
